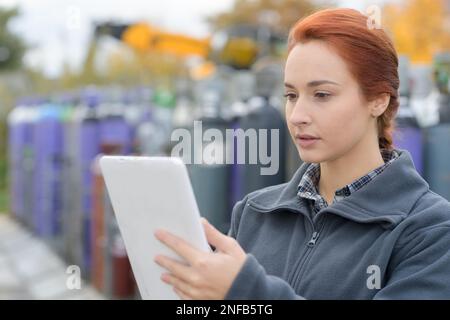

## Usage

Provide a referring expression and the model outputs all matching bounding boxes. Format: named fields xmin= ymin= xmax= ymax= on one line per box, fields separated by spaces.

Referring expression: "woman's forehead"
xmin=284 ymin=42 xmax=353 ymax=87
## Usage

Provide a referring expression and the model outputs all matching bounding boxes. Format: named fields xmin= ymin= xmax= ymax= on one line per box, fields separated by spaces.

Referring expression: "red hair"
xmin=287 ymin=8 xmax=399 ymax=150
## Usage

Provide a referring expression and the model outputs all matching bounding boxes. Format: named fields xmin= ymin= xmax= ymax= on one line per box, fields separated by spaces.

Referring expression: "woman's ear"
xmin=370 ymin=93 xmax=390 ymax=117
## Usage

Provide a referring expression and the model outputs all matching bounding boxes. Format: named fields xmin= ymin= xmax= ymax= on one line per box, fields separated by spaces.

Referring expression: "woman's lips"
xmin=295 ymin=136 xmax=320 ymax=148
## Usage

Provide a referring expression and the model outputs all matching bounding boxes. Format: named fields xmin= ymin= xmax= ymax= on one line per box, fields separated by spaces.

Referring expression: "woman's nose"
xmin=288 ymin=101 xmax=312 ymax=126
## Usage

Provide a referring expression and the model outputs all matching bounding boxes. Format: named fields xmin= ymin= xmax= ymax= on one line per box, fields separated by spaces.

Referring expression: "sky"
xmin=0 ymin=0 xmax=393 ymax=77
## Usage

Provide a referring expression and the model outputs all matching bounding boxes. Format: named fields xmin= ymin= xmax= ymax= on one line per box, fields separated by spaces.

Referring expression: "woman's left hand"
xmin=154 ymin=218 xmax=247 ymax=300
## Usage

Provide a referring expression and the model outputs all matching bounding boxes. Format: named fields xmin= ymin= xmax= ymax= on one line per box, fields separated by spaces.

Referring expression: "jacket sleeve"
xmin=374 ymin=225 xmax=450 ymax=299
xmin=225 ymin=198 xmax=305 ymax=300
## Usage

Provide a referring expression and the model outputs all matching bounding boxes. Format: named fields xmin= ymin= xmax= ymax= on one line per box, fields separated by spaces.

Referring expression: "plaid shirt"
xmin=297 ymin=149 xmax=400 ymax=215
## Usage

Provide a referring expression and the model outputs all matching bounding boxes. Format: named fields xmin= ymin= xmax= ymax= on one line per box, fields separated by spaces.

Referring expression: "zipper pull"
xmin=307 ymin=231 xmax=320 ymax=247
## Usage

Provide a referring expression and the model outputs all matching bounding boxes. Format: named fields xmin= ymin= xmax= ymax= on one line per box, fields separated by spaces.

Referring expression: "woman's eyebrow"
xmin=284 ymin=82 xmax=296 ymax=89
xmin=284 ymin=80 xmax=340 ymax=89
xmin=307 ymin=80 xmax=340 ymax=87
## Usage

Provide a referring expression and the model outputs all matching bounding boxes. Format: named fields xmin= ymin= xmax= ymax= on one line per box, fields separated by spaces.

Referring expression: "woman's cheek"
xmin=322 ymin=120 xmax=352 ymax=153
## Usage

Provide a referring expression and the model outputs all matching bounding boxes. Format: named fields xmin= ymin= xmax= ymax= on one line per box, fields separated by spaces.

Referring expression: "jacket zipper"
xmin=307 ymin=231 xmax=320 ymax=247
xmin=246 ymin=200 xmax=398 ymax=291
xmin=285 ymin=212 xmax=326 ymax=286
xmin=247 ymin=201 xmax=326 ymax=287
xmin=291 ymin=217 xmax=328 ymax=289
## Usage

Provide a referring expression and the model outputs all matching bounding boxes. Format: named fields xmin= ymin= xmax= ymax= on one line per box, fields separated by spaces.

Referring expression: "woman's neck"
xmin=318 ymin=141 xmax=384 ymax=205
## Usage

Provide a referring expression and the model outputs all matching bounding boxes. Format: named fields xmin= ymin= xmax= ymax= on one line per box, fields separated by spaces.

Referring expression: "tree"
xmin=383 ymin=0 xmax=450 ymax=63
xmin=0 ymin=7 xmax=27 ymax=213
xmin=0 ymin=7 xmax=26 ymax=71
xmin=206 ymin=0 xmax=330 ymax=35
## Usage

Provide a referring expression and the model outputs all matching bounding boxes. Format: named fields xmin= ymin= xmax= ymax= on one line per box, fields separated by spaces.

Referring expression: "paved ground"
xmin=0 ymin=214 xmax=104 ymax=300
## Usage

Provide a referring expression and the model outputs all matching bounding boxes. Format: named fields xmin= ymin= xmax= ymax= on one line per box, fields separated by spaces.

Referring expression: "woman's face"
xmin=284 ymin=40 xmax=376 ymax=164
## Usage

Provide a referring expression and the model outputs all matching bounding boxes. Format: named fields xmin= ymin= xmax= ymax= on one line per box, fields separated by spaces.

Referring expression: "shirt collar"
xmin=245 ymin=148 xmax=424 ymax=229
xmin=297 ymin=149 xmax=399 ymax=201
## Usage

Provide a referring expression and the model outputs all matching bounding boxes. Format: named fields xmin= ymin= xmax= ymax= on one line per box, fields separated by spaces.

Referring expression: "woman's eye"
xmin=283 ymin=93 xmax=297 ymax=101
xmin=314 ymin=92 xmax=331 ymax=100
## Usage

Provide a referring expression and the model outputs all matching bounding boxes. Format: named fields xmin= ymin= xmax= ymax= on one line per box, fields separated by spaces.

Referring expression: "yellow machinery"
xmin=94 ymin=22 xmax=271 ymax=72
xmin=121 ymin=23 xmax=211 ymax=58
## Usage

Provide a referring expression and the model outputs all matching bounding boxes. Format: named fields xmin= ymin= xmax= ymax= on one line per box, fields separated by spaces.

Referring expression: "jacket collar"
xmin=247 ymin=148 xmax=429 ymax=229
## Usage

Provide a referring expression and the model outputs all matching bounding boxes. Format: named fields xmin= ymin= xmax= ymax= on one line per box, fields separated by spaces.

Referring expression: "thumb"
xmin=201 ymin=218 xmax=232 ymax=253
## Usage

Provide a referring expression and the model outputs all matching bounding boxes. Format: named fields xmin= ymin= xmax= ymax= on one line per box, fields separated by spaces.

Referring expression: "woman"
xmin=154 ymin=8 xmax=450 ymax=299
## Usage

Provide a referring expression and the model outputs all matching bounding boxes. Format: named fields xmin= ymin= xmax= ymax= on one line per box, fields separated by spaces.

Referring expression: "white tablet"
xmin=99 ymin=156 xmax=211 ymax=300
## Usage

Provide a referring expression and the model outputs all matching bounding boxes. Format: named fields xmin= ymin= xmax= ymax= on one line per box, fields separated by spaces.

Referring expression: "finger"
xmin=174 ymin=287 xmax=192 ymax=300
xmin=154 ymin=255 xmax=193 ymax=283
xmin=155 ymin=229 xmax=202 ymax=265
xmin=201 ymin=218 xmax=234 ymax=253
xmin=161 ymin=273 xmax=196 ymax=299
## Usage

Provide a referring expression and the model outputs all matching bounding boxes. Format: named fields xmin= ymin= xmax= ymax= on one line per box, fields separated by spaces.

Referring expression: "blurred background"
xmin=0 ymin=0 xmax=449 ymax=299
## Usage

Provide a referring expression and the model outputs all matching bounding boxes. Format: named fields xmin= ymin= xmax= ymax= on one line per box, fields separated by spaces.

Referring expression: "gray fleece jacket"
xmin=225 ymin=148 xmax=450 ymax=299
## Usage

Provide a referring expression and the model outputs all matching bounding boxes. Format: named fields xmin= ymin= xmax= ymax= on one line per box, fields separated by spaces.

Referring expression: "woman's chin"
xmin=298 ymin=150 xmax=326 ymax=164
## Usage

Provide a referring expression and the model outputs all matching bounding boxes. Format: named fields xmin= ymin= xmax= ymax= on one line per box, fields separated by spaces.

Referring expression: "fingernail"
xmin=154 ymin=229 xmax=165 ymax=239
